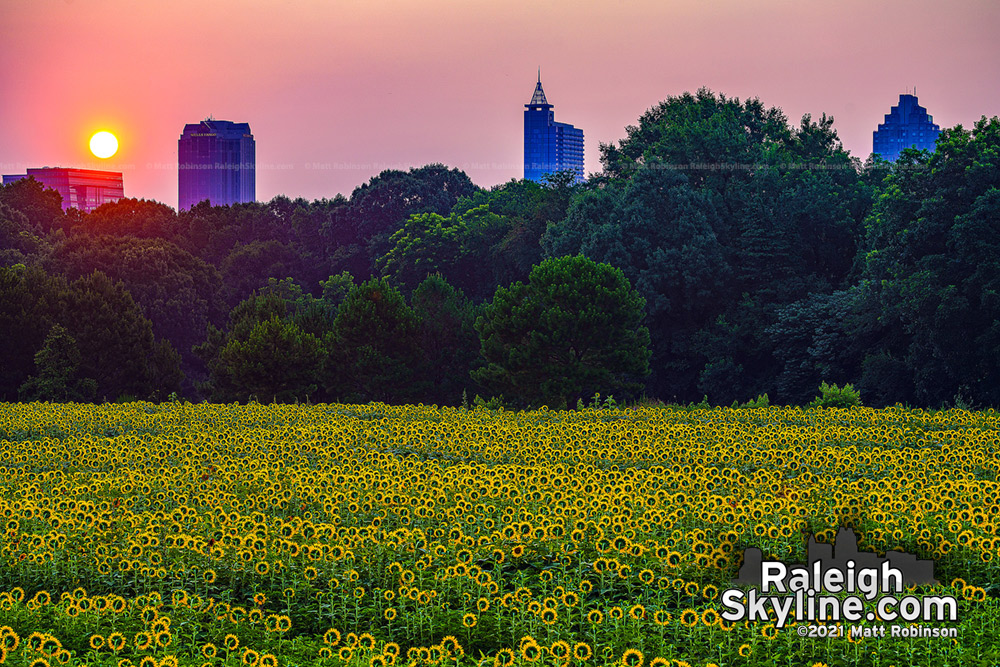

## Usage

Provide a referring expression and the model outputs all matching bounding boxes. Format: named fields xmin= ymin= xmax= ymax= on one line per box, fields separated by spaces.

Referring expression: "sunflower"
xmin=129 ymin=631 xmax=153 ymax=652
xmin=493 ymin=649 xmax=515 ymax=667
xmin=89 ymin=635 xmax=105 ymax=650
xmin=242 ymin=649 xmax=260 ymax=667
xmin=462 ymin=613 xmax=477 ymax=628
xmin=679 ymin=609 xmax=699 ymax=627
xmin=587 ymin=609 xmax=604 ymax=625
xmin=573 ymin=643 xmax=592 ymax=661
xmin=106 ymin=633 xmax=126 ymax=653
xmin=738 ymin=644 xmax=751 ymax=658
xmin=549 ymin=640 xmax=571 ymax=661
xmin=521 ymin=643 xmax=542 ymax=663
xmin=620 ymin=648 xmax=643 ymax=667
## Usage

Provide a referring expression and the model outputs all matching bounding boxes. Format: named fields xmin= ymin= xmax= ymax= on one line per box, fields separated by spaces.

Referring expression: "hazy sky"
xmin=1 ymin=0 xmax=997 ymax=209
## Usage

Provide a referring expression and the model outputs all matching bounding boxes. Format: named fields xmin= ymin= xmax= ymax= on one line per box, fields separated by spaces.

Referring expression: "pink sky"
xmin=1 ymin=0 xmax=997 ymax=209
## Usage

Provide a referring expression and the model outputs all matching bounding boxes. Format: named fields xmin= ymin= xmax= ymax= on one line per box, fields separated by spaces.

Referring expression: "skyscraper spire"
xmin=528 ymin=72 xmax=549 ymax=107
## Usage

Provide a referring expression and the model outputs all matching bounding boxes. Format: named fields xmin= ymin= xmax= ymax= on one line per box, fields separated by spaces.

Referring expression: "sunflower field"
xmin=0 ymin=402 xmax=998 ymax=667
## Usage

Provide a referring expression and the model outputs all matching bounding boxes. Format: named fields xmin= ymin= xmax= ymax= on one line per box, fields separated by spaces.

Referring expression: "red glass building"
xmin=2 ymin=167 xmax=124 ymax=213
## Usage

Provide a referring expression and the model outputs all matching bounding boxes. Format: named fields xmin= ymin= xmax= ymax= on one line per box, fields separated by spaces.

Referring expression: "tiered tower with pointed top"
xmin=524 ymin=73 xmax=584 ymax=183
xmin=872 ymin=94 xmax=940 ymax=162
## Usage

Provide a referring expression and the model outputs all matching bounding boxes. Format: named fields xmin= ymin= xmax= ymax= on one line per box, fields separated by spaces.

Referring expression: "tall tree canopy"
xmin=857 ymin=116 xmax=1000 ymax=406
xmin=474 ymin=255 xmax=650 ymax=409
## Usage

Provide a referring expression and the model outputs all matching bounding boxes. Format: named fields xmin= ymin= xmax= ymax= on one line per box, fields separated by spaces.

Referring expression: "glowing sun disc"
xmin=90 ymin=131 xmax=118 ymax=158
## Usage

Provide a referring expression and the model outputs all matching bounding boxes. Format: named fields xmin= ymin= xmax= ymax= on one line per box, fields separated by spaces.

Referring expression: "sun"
xmin=89 ymin=131 xmax=119 ymax=159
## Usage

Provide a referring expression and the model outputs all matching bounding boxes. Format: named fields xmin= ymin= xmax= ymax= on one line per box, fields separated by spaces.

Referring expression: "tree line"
xmin=2 ymin=88 xmax=998 ymax=409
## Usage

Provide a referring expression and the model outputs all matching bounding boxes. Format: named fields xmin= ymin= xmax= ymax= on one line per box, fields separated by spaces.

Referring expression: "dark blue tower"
xmin=524 ymin=73 xmax=584 ymax=183
xmin=873 ymin=94 xmax=940 ymax=162
xmin=178 ymin=119 xmax=256 ymax=211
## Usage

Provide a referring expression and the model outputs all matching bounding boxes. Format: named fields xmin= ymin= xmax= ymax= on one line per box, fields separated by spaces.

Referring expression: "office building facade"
xmin=524 ymin=75 xmax=584 ymax=183
xmin=873 ymin=94 xmax=940 ymax=162
xmin=178 ymin=119 xmax=255 ymax=210
xmin=2 ymin=167 xmax=124 ymax=213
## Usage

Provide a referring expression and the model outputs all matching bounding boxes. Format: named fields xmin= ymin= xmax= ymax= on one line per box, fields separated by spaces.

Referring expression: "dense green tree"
xmin=197 ymin=278 xmax=336 ymax=398
xmin=327 ymin=165 xmax=479 ymax=278
xmin=325 ymin=278 xmax=424 ymax=404
xmin=0 ymin=264 xmax=69 ymax=401
xmin=50 ymin=235 xmax=224 ymax=383
xmin=448 ymin=174 xmax=579 ymax=296
xmin=858 ymin=116 xmax=1000 ymax=406
xmin=411 ymin=274 xmax=483 ymax=405
xmin=0 ymin=201 xmax=47 ymax=264
xmin=546 ymin=89 xmax=868 ymax=402
xmin=63 ymin=271 xmax=182 ymax=401
xmin=377 ymin=205 xmax=507 ymax=299
xmin=473 ymin=256 xmax=650 ymax=409
xmin=320 ymin=271 xmax=356 ymax=309
xmin=543 ymin=167 xmax=728 ymax=398
xmin=18 ymin=324 xmax=97 ymax=401
xmin=767 ymin=290 xmax=865 ymax=404
xmin=72 ymin=198 xmax=179 ymax=238
xmin=219 ymin=239 xmax=302 ymax=306
xmin=212 ymin=316 xmax=325 ymax=403
xmin=0 ymin=176 xmax=64 ymax=233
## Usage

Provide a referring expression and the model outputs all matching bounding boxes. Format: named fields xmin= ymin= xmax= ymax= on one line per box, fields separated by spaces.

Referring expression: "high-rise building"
xmin=524 ymin=74 xmax=584 ymax=183
xmin=178 ymin=119 xmax=255 ymax=210
xmin=1 ymin=167 xmax=124 ymax=213
xmin=873 ymin=94 xmax=940 ymax=162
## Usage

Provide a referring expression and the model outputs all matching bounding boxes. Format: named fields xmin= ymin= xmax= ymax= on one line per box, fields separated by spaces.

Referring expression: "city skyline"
xmin=1 ymin=1 xmax=997 ymax=209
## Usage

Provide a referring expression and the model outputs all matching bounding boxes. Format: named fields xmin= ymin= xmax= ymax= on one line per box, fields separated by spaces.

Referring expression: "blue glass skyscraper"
xmin=524 ymin=74 xmax=584 ymax=183
xmin=872 ymin=94 xmax=940 ymax=162
xmin=178 ymin=119 xmax=255 ymax=210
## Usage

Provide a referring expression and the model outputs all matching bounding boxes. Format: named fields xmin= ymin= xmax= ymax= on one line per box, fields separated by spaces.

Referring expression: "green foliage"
xmin=550 ymin=88 xmax=867 ymax=403
xmin=472 ymin=394 xmax=507 ymax=410
xmin=0 ymin=175 xmax=65 ymax=233
xmin=473 ymin=255 xmax=651 ymax=409
xmin=739 ymin=393 xmax=770 ymax=408
xmin=0 ymin=200 xmax=47 ymax=264
xmin=18 ymin=324 xmax=97 ymax=401
xmin=50 ymin=234 xmax=225 ymax=383
xmin=0 ymin=264 xmax=66 ymax=401
xmin=214 ymin=315 xmax=325 ymax=403
xmin=808 ymin=381 xmax=862 ymax=409
xmin=378 ymin=205 xmax=507 ymax=299
xmin=411 ymin=274 xmax=483 ymax=406
xmin=585 ymin=392 xmax=618 ymax=410
xmin=858 ymin=116 xmax=1000 ymax=407
xmin=326 ymin=278 xmax=424 ymax=404
xmin=64 ymin=271 xmax=182 ymax=401
xmin=320 ymin=270 xmax=356 ymax=308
